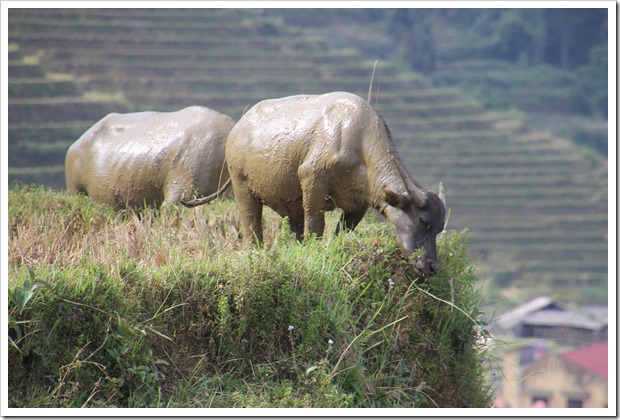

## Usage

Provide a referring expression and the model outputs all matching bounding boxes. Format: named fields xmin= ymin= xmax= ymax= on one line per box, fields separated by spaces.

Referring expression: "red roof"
xmin=560 ymin=341 xmax=608 ymax=378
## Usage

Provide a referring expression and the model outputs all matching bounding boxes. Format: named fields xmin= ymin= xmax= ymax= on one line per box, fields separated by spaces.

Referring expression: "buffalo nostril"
xmin=428 ymin=261 xmax=439 ymax=275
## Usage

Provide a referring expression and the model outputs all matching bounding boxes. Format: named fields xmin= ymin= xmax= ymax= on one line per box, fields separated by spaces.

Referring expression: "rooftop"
xmin=494 ymin=296 xmax=559 ymax=330
xmin=522 ymin=309 xmax=604 ymax=330
xmin=493 ymin=296 xmax=607 ymax=332
xmin=560 ymin=341 xmax=608 ymax=378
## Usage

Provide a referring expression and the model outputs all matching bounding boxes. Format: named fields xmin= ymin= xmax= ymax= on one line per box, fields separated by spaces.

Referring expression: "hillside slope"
xmin=7 ymin=8 xmax=608 ymax=302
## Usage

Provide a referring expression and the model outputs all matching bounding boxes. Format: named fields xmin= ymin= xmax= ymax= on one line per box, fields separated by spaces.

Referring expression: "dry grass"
xmin=9 ymin=187 xmax=284 ymax=274
xmin=8 ymin=186 xmax=356 ymax=276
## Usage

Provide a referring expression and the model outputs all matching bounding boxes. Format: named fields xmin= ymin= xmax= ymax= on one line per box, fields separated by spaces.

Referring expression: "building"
xmin=490 ymin=297 xmax=609 ymax=408
xmin=492 ymin=296 xmax=607 ymax=344
xmin=498 ymin=341 xmax=608 ymax=408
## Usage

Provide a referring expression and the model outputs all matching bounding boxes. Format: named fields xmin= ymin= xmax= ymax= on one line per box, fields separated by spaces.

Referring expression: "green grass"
xmin=8 ymin=186 xmax=493 ymax=408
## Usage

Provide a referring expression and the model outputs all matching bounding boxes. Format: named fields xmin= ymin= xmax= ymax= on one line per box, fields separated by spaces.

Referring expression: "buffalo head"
xmin=383 ymin=183 xmax=446 ymax=276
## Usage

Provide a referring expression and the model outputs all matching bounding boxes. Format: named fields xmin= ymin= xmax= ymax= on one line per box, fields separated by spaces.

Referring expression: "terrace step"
xmin=9 ymin=98 xmax=124 ymax=124
xmin=8 ymin=62 xmax=45 ymax=78
xmin=8 ymin=78 xmax=81 ymax=98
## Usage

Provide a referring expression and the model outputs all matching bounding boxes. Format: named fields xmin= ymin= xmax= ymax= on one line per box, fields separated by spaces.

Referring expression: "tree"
xmin=543 ymin=9 xmax=607 ymax=69
xmin=389 ymin=9 xmax=437 ymax=72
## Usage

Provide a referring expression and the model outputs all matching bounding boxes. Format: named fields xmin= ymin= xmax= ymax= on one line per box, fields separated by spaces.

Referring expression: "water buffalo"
xmin=65 ymin=106 xmax=234 ymax=210
xmin=183 ymin=92 xmax=445 ymax=276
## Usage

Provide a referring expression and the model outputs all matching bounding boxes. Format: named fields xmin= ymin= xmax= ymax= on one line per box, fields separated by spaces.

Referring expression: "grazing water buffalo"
xmin=65 ymin=106 xmax=234 ymax=210
xmin=183 ymin=92 xmax=446 ymax=276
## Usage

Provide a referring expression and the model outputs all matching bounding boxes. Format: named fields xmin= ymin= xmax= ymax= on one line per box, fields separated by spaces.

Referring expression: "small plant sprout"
xmin=326 ymin=338 xmax=334 ymax=356
xmin=288 ymin=324 xmax=298 ymax=371
xmin=387 ymin=278 xmax=394 ymax=291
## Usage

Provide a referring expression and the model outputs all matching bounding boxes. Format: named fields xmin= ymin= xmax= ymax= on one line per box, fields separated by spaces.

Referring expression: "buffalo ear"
xmin=384 ymin=186 xmax=411 ymax=209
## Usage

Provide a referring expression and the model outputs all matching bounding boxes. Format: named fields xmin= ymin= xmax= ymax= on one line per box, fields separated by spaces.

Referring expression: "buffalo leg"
xmin=298 ymin=166 xmax=328 ymax=238
xmin=233 ymin=183 xmax=264 ymax=244
xmin=335 ymin=207 xmax=368 ymax=235
xmin=300 ymin=189 xmax=328 ymax=238
xmin=302 ymin=201 xmax=325 ymax=238
xmin=288 ymin=217 xmax=305 ymax=241
xmin=162 ymin=172 xmax=185 ymax=205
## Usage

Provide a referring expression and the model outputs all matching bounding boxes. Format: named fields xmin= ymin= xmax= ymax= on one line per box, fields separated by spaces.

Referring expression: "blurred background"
xmin=7 ymin=8 xmax=608 ymax=307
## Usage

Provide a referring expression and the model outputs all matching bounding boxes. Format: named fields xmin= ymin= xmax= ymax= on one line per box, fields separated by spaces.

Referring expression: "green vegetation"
xmin=8 ymin=186 xmax=492 ymax=408
xmin=7 ymin=9 xmax=608 ymax=307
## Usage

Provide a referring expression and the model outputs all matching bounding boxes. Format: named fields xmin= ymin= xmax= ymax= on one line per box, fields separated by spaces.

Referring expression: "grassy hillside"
xmin=8 ymin=186 xmax=492 ymax=408
xmin=7 ymin=8 xmax=608 ymax=305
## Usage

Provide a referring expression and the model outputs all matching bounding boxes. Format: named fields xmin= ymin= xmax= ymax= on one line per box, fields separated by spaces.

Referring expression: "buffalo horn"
xmin=438 ymin=182 xmax=446 ymax=207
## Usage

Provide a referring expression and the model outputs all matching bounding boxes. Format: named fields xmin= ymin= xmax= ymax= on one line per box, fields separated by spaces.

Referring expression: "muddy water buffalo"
xmin=183 ymin=92 xmax=446 ymax=276
xmin=65 ymin=106 xmax=234 ymax=210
